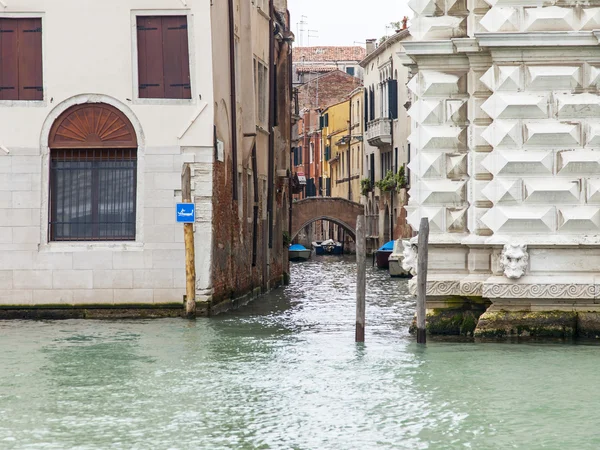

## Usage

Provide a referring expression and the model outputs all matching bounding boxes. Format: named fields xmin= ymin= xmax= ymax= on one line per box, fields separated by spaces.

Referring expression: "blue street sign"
xmin=176 ymin=203 xmax=195 ymax=223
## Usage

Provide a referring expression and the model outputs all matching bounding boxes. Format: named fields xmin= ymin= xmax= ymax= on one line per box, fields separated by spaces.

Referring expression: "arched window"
xmin=48 ymin=103 xmax=138 ymax=241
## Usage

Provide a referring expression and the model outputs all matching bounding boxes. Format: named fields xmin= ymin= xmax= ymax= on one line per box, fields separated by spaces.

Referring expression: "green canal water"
xmin=1 ymin=257 xmax=600 ymax=449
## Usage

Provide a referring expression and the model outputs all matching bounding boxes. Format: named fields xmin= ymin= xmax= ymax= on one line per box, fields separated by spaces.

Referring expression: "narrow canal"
xmin=1 ymin=257 xmax=600 ymax=449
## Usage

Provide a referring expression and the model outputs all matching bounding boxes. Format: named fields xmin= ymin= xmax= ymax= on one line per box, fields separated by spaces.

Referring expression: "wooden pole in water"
xmin=417 ymin=217 xmax=429 ymax=344
xmin=355 ymin=215 xmax=366 ymax=342
xmin=182 ymin=164 xmax=196 ymax=319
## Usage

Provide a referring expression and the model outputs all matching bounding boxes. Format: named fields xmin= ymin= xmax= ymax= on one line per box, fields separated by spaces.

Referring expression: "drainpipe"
xmin=288 ymin=49 xmax=293 ymax=237
xmin=251 ymin=140 xmax=259 ymax=266
xmin=267 ymin=0 xmax=275 ymax=248
xmin=348 ymin=99 xmax=352 ymax=201
xmin=228 ymin=0 xmax=238 ymax=202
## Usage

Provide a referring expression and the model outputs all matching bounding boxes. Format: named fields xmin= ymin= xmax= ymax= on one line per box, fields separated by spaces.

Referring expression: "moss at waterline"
xmin=409 ymin=308 xmax=484 ymax=337
xmin=474 ymin=310 xmax=577 ymax=338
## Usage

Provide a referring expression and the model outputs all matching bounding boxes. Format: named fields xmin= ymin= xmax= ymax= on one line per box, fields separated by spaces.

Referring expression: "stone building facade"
xmin=0 ymin=0 xmax=292 ymax=316
xmin=405 ymin=0 xmax=600 ymax=335
xmin=361 ymin=31 xmax=413 ymax=253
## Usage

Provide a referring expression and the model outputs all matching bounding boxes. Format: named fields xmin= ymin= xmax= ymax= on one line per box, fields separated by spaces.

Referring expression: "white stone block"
xmin=152 ymin=249 xmax=185 ymax=269
xmin=153 ymin=208 xmax=176 ymax=225
xmin=408 ymin=0 xmax=441 ymax=15
xmin=406 ymin=206 xmax=445 ymax=232
xmin=153 ymin=173 xmax=181 ymax=191
xmin=481 ymin=93 xmax=548 ymax=120
xmin=0 ymin=228 xmax=12 ymax=244
xmin=446 ymin=153 xmax=467 ymax=179
xmin=409 ymin=16 xmax=466 ymax=41
xmin=585 ymin=123 xmax=600 ymax=147
xmin=479 ymin=7 xmax=519 ymax=32
xmin=0 ymin=289 xmax=32 ymax=305
xmin=558 ymin=207 xmax=600 ymax=232
xmin=481 ymin=178 xmax=523 ymax=203
xmin=73 ymin=251 xmax=114 ymax=270
xmin=32 ymin=289 xmax=74 ymax=305
xmin=481 ymin=150 xmax=553 ymax=175
xmin=408 ymin=126 xmax=467 ymax=151
xmin=93 ymin=269 xmax=134 ymax=289
xmin=524 ymin=179 xmax=580 ymax=203
xmin=0 ymin=251 xmax=33 ymax=270
xmin=145 ymin=155 xmax=175 ymax=173
xmin=113 ymin=251 xmax=152 ymax=269
xmin=0 ymin=209 xmax=38 ymax=227
xmin=555 ymin=93 xmax=600 ymax=118
xmin=13 ymin=270 xmax=53 ymax=290
xmin=0 ymin=158 xmax=11 ymax=173
xmin=0 ymin=271 xmax=13 ymax=289
xmin=524 ymin=122 xmax=580 ymax=147
xmin=133 ymin=269 xmax=174 ymax=289
xmin=12 ymin=227 xmax=40 ymax=244
xmin=447 ymin=207 xmax=468 ymax=232
xmin=10 ymin=156 xmax=41 ymax=174
xmin=409 ymin=153 xmax=444 ymax=178
xmin=144 ymin=225 xmax=177 ymax=243
xmin=53 ymin=270 xmax=93 ymax=289
xmin=72 ymin=289 xmax=114 ymax=305
xmin=481 ymin=120 xmax=521 ymax=147
xmin=409 ymin=70 xmax=463 ymax=97
xmin=11 ymin=191 xmax=40 ymax=209
xmin=113 ymin=289 xmax=154 ymax=304
xmin=145 ymin=189 xmax=178 ymax=208
xmin=32 ymin=252 xmax=73 ymax=270
xmin=586 ymin=179 xmax=600 ymax=203
xmin=557 ymin=150 xmax=600 ymax=174
xmin=524 ymin=6 xmax=575 ymax=32
xmin=0 ymin=192 xmax=10 ymax=208
xmin=407 ymin=100 xmax=443 ymax=125
xmin=527 ymin=66 xmax=581 ymax=90
xmin=0 ymin=174 xmax=31 ymax=191
xmin=413 ymin=179 xmax=467 ymax=205
xmin=154 ymin=288 xmax=185 ymax=304
xmin=581 ymin=8 xmax=600 ymax=30
xmin=481 ymin=206 xmax=556 ymax=233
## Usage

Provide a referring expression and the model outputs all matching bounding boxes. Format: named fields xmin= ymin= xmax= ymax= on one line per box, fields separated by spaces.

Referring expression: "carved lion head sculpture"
xmin=401 ymin=240 xmax=418 ymax=276
xmin=499 ymin=244 xmax=529 ymax=280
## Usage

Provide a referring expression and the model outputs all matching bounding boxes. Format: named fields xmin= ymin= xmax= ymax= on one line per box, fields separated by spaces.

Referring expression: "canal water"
xmin=1 ymin=257 xmax=600 ymax=449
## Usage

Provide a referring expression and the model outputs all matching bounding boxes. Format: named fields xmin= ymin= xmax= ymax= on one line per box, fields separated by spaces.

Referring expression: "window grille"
xmin=49 ymin=149 xmax=137 ymax=241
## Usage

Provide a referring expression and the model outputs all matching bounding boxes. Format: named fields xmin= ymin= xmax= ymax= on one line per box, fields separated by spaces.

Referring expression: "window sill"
xmin=131 ymin=97 xmax=195 ymax=106
xmin=0 ymin=99 xmax=47 ymax=107
xmin=39 ymin=241 xmax=144 ymax=253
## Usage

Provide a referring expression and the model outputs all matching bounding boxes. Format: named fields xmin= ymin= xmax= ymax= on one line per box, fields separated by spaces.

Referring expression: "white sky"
xmin=287 ymin=0 xmax=412 ymax=47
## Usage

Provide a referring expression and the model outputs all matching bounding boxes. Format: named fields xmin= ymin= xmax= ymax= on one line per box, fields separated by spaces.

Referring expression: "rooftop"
xmin=293 ymin=46 xmax=366 ymax=63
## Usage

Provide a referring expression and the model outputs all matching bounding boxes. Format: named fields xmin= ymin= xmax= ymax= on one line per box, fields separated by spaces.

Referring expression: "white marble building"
xmin=405 ymin=0 xmax=600 ymax=330
xmin=0 ymin=1 xmax=214 ymax=308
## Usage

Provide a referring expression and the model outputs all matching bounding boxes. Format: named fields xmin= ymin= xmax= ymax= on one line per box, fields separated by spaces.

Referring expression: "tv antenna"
xmin=308 ymin=29 xmax=319 ymax=46
xmin=297 ymin=15 xmax=308 ymax=46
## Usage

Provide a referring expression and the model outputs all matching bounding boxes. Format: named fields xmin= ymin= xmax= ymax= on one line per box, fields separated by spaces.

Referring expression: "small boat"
xmin=388 ymin=239 xmax=411 ymax=277
xmin=313 ymin=239 xmax=343 ymax=255
xmin=375 ymin=240 xmax=395 ymax=269
xmin=289 ymin=244 xmax=311 ymax=261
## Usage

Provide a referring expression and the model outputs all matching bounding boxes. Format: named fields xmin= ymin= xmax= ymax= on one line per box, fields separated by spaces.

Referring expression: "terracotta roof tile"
xmin=293 ymin=46 xmax=366 ymax=63
xmin=296 ymin=65 xmax=338 ymax=73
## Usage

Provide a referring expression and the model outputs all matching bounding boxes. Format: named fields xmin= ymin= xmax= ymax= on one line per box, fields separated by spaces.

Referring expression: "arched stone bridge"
xmin=291 ymin=197 xmax=365 ymax=240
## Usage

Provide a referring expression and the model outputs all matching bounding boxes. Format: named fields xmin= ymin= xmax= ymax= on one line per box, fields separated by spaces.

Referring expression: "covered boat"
xmin=289 ymin=244 xmax=311 ymax=261
xmin=375 ymin=240 xmax=395 ymax=269
xmin=388 ymin=239 xmax=411 ymax=277
xmin=312 ymin=239 xmax=343 ymax=255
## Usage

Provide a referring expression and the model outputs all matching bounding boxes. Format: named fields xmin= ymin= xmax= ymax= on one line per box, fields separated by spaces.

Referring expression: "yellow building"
xmin=321 ymin=99 xmax=351 ymax=199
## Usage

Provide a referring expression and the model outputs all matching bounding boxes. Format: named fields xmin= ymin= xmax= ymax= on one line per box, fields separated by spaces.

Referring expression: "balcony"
xmin=366 ymin=117 xmax=392 ymax=147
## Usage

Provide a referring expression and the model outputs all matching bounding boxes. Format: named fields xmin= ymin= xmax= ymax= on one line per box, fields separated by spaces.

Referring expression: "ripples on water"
xmin=1 ymin=256 xmax=600 ymax=449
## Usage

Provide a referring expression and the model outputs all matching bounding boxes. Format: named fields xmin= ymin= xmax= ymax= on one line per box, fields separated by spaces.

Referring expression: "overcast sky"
xmin=287 ymin=0 xmax=412 ymax=47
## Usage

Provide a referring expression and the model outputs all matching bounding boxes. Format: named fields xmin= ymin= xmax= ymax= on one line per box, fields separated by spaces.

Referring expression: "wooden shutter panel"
xmin=162 ymin=16 xmax=191 ymax=99
xmin=17 ymin=18 xmax=43 ymax=101
xmin=0 ymin=18 xmax=19 ymax=101
xmin=137 ymin=16 xmax=164 ymax=98
xmin=388 ymin=79 xmax=398 ymax=120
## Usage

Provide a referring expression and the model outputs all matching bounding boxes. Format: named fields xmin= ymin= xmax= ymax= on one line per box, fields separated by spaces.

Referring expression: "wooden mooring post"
xmin=417 ymin=217 xmax=429 ymax=344
xmin=356 ymin=215 xmax=366 ymax=342
xmin=182 ymin=164 xmax=196 ymax=319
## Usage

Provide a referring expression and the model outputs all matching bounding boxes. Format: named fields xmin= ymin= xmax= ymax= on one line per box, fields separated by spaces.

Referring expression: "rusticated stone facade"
xmin=405 ymin=0 xmax=600 ymax=335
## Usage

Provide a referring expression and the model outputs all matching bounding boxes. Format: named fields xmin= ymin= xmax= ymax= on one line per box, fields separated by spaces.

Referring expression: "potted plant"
xmin=360 ymin=178 xmax=373 ymax=196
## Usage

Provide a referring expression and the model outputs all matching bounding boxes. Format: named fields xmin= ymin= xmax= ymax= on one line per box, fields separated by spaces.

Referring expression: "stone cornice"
xmin=476 ymin=31 xmax=599 ymax=47
xmin=402 ymin=40 xmax=456 ymax=56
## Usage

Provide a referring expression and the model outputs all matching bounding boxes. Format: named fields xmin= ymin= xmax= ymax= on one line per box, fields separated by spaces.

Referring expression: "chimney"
xmin=366 ymin=39 xmax=376 ymax=55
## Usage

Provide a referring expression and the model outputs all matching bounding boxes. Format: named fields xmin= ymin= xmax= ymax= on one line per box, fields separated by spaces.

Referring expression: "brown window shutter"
xmin=162 ymin=16 xmax=191 ymax=100
xmin=137 ymin=16 xmax=164 ymax=98
xmin=0 ymin=18 xmax=19 ymax=101
xmin=17 ymin=18 xmax=43 ymax=101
